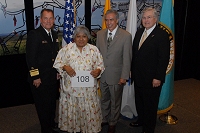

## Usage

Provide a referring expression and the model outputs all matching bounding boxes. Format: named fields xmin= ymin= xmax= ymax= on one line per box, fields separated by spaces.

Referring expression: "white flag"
xmin=121 ymin=0 xmax=138 ymax=118
xmin=126 ymin=0 xmax=137 ymax=41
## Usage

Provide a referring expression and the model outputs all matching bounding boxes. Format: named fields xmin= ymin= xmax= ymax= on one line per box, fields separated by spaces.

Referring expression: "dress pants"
xmin=134 ymin=84 xmax=162 ymax=133
xmin=30 ymin=83 xmax=58 ymax=133
xmin=100 ymin=81 xmax=124 ymax=126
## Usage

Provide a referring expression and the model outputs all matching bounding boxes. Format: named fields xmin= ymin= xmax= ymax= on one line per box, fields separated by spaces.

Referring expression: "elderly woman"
xmin=53 ymin=25 xmax=104 ymax=133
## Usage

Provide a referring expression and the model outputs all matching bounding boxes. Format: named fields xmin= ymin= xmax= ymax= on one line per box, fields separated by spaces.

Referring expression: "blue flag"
xmin=157 ymin=0 xmax=175 ymax=114
xmin=62 ymin=0 xmax=76 ymax=47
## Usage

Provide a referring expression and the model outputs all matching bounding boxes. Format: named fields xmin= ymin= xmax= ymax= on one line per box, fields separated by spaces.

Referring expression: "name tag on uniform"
xmin=71 ymin=71 xmax=94 ymax=87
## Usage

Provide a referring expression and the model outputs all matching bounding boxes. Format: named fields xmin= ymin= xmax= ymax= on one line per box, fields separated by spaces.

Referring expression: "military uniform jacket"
xmin=26 ymin=25 xmax=59 ymax=85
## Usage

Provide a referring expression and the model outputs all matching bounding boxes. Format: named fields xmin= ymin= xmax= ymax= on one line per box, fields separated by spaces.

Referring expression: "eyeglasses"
xmin=142 ymin=16 xmax=155 ymax=20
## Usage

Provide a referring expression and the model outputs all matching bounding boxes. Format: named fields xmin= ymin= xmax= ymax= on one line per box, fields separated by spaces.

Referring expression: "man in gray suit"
xmin=96 ymin=9 xmax=132 ymax=133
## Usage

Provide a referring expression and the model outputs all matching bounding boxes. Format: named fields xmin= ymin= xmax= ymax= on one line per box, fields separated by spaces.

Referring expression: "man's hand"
xmin=33 ymin=78 xmax=42 ymax=88
xmin=118 ymin=78 xmax=126 ymax=85
xmin=152 ymin=79 xmax=161 ymax=87
xmin=63 ymin=65 xmax=76 ymax=77
xmin=90 ymin=69 xmax=101 ymax=78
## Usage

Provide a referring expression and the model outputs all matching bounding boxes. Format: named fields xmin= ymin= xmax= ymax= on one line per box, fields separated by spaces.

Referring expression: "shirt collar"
xmin=145 ymin=23 xmax=156 ymax=36
xmin=108 ymin=25 xmax=118 ymax=37
xmin=42 ymin=26 xmax=51 ymax=34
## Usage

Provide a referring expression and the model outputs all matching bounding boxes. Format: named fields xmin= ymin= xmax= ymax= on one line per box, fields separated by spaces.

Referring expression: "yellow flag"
xmin=102 ymin=0 xmax=111 ymax=29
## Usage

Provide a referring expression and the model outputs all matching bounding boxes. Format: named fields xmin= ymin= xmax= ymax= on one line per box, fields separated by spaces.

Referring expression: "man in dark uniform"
xmin=26 ymin=9 xmax=59 ymax=133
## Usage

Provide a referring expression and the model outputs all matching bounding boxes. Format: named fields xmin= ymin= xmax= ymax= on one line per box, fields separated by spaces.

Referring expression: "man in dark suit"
xmin=130 ymin=8 xmax=170 ymax=133
xmin=26 ymin=9 xmax=59 ymax=133
xmin=96 ymin=9 xmax=132 ymax=133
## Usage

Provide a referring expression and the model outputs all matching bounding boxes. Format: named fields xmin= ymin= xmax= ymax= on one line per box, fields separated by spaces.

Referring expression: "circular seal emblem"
xmin=158 ymin=22 xmax=174 ymax=74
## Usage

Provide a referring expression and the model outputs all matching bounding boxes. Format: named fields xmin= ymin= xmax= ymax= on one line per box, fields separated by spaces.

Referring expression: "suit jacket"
xmin=96 ymin=27 xmax=132 ymax=85
xmin=131 ymin=25 xmax=170 ymax=88
xmin=26 ymin=25 xmax=59 ymax=85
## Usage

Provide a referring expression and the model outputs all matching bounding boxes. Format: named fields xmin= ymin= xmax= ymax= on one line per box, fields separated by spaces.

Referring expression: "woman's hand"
xmin=90 ymin=69 xmax=101 ymax=78
xmin=63 ymin=65 xmax=76 ymax=77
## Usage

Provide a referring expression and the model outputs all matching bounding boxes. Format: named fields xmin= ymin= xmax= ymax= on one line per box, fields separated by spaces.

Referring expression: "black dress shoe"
xmin=52 ymin=122 xmax=59 ymax=131
xmin=101 ymin=122 xmax=109 ymax=127
xmin=129 ymin=122 xmax=142 ymax=127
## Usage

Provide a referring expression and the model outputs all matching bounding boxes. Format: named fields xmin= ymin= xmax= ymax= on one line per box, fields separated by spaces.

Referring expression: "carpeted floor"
xmin=0 ymin=78 xmax=200 ymax=133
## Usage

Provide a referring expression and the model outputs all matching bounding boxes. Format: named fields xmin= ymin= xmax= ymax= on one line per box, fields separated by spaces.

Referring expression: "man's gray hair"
xmin=105 ymin=9 xmax=119 ymax=20
xmin=142 ymin=7 xmax=158 ymax=19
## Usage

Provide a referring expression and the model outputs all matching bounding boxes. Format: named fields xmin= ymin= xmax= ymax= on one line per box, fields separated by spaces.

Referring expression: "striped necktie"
xmin=138 ymin=31 xmax=147 ymax=49
xmin=107 ymin=32 xmax=112 ymax=48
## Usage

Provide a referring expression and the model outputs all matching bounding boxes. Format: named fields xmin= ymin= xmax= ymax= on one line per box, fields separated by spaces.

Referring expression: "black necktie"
xmin=48 ymin=32 xmax=52 ymax=42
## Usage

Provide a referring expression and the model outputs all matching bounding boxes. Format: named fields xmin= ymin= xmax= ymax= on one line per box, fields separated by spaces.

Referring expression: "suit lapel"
xmin=104 ymin=30 xmax=108 ymax=46
xmin=133 ymin=28 xmax=144 ymax=53
xmin=143 ymin=27 xmax=157 ymax=44
xmin=138 ymin=26 xmax=158 ymax=50
xmin=39 ymin=26 xmax=54 ymax=49
xmin=103 ymin=30 xmax=108 ymax=54
xmin=109 ymin=28 xmax=121 ymax=47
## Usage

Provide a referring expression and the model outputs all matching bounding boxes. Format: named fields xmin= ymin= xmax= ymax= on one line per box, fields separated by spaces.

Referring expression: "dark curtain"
xmin=174 ymin=0 xmax=200 ymax=80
